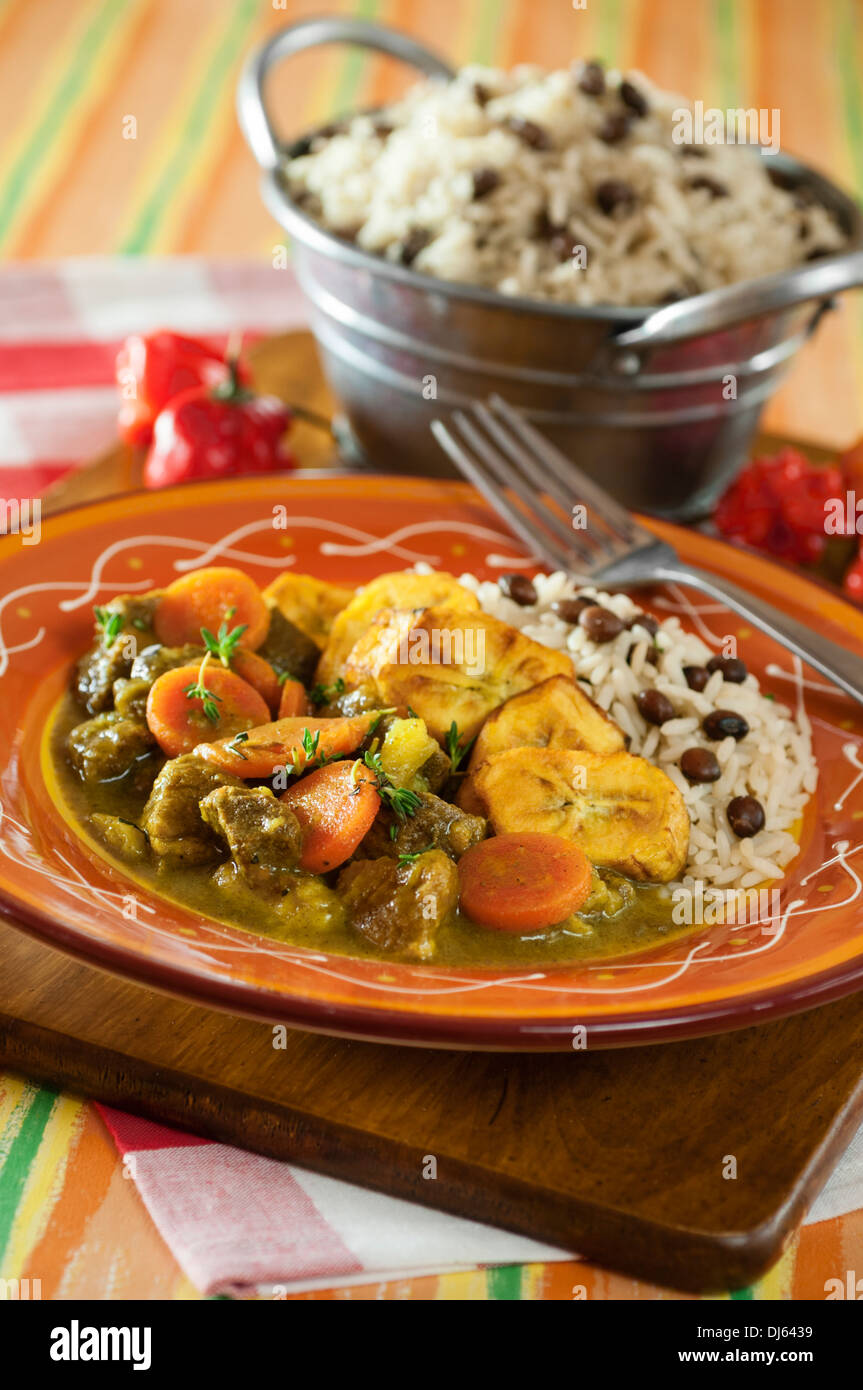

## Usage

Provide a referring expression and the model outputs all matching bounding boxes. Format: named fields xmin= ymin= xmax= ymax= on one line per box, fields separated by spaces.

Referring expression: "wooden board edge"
xmin=1 ymin=1004 xmax=849 ymax=1296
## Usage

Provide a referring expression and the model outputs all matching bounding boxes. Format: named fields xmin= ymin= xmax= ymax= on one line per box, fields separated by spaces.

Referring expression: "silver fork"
xmin=431 ymin=395 xmax=863 ymax=707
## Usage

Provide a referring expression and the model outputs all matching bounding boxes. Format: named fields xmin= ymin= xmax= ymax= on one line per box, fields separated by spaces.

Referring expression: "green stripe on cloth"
xmin=836 ymin=0 xmax=863 ymax=353
xmin=487 ymin=1264 xmax=524 ymax=1299
xmin=119 ymin=0 xmax=261 ymax=254
xmin=715 ymin=0 xmax=742 ymax=108
xmin=730 ymin=1286 xmax=754 ymax=1300
xmin=837 ymin=0 xmax=863 ymax=186
xmin=0 ymin=1085 xmax=57 ymax=1265
xmin=469 ymin=0 xmax=507 ymax=66
xmin=0 ymin=0 xmax=133 ymax=247
xmin=593 ymin=0 xmax=625 ymax=67
xmin=331 ymin=0 xmax=383 ymax=113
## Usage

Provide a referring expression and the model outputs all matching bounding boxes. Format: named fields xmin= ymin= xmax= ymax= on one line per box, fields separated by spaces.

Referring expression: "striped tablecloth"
xmin=0 ymin=0 xmax=862 ymax=449
xmin=1 ymin=1072 xmax=862 ymax=1300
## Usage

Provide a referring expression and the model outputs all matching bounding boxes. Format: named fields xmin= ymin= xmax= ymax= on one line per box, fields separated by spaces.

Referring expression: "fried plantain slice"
xmin=471 ymin=747 xmax=689 ymax=882
xmin=468 ymin=674 xmax=626 ymax=768
xmin=316 ymin=571 xmax=480 ymax=684
xmin=263 ymin=573 xmax=354 ymax=650
xmin=341 ymin=604 xmax=574 ymax=742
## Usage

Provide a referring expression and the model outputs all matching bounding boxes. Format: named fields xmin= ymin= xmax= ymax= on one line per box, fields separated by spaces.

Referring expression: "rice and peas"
xmin=447 ymin=566 xmax=817 ymax=897
xmin=289 ymin=55 xmax=820 ymax=897
xmin=286 ymin=59 xmax=846 ymax=306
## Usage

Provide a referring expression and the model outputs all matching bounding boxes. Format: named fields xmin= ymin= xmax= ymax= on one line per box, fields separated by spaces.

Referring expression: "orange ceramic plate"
xmin=1 ymin=475 xmax=862 ymax=1050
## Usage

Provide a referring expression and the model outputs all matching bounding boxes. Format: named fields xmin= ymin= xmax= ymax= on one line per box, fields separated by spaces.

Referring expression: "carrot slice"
xmin=146 ymin=663 xmax=270 ymax=758
xmin=154 ymin=567 xmax=270 ymax=650
xmin=195 ymin=711 xmax=383 ymax=778
xmin=281 ymin=760 xmax=380 ymax=872
xmin=230 ymin=649 xmax=281 ymax=715
xmin=458 ymin=832 xmax=593 ymax=932
xmin=277 ymin=677 xmax=310 ymax=719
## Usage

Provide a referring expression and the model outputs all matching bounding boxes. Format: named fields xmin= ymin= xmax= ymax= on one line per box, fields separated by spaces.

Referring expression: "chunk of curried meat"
xmin=338 ymin=850 xmax=458 ymax=961
xmin=104 ymin=592 xmax=161 ymax=637
xmin=318 ymin=680 xmax=382 ymax=719
xmin=75 ymin=637 xmax=134 ymax=715
xmin=199 ymin=785 xmax=303 ymax=890
xmin=129 ymin=643 xmax=206 ymax=685
xmin=141 ymin=754 xmax=244 ymax=865
xmin=579 ymin=867 xmax=635 ymax=919
xmin=74 ymin=594 xmax=161 ymax=713
xmin=90 ymin=813 xmax=150 ymax=862
xmin=212 ymin=858 xmax=346 ymax=932
xmin=417 ymin=747 xmax=452 ymax=795
xmin=67 ymin=713 xmax=159 ymax=789
xmin=112 ymin=677 xmax=152 ymax=720
xmin=258 ymin=606 xmax=320 ymax=686
xmin=361 ymin=793 xmax=486 ymax=862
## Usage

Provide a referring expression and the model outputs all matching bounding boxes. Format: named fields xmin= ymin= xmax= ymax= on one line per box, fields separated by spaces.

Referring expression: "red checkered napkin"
xmin=98 ymin=1108 xmax=565 ymax=1297
xmin=0 ymin=257 xmax=307 ymax=496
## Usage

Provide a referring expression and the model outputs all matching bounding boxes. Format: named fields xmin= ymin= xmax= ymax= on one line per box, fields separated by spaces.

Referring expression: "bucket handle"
xmin=237 ymin=17 xmax=455 ymax=173
xmin=606 ymin=250 xmax=863 ymax=372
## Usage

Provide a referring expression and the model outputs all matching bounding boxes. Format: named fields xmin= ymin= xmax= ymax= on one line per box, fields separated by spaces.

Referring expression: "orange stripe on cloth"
xmin=22 ymin=1103 xmax=196 ymax=1300
xmin=6 ymin=0 xmax=156 ymax=259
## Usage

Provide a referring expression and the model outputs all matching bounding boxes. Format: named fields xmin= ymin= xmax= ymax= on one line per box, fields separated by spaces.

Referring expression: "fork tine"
xmin=470 ymin=401 xmax=614 ymax=564
xmin=463 ymin=406 xmax=585 ymax=556
xmin=488 ymin=394 xmax=650 ymax=548
xmin=452 ymin=410 xmax=600 ymax=572
xmin=430 ymin=419 xmax=572 ymax=572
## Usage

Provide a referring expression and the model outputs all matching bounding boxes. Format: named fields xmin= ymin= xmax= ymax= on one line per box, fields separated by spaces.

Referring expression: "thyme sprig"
xmin=362 ymin=749 xmax=422 ymax=822
xmin=445 ymin=720 xmax=476 ymax=774
xmin=94 ymin=606 xmax=123 ymax=647
xmin=227 ymin=731 xmax=250 ymax=760
xmin=184 ymin=652 xmax=222 ymax=724
xmin=285 ymin=727 xmax=342 ymax=776
xmin=308 ymin=676 xmax=345 ymax=709
xmin=201 ymin=607 xmax=248 ymax=667
xmin=397 ymin=842 xmax=435 ymax=865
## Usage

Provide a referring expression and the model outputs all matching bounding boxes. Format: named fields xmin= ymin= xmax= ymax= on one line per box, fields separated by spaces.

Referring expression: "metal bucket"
xmin=238 ymin=16 xmax=863 ymax=519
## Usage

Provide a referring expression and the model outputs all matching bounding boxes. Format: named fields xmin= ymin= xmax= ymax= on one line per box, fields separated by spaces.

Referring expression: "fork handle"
xmin=653 ymin=563 xmax=863 ymax=707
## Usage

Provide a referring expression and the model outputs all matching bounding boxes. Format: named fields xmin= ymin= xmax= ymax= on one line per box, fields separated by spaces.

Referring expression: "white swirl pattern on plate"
xmin=0 ymin=513 xmax=860 ymax=1002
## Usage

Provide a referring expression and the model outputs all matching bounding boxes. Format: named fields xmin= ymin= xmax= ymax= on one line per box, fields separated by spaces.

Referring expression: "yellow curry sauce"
xmin=52 ymin=564 xmax=784 ymax=970
xmin=48 ymin=691 xmax=691 ymax=968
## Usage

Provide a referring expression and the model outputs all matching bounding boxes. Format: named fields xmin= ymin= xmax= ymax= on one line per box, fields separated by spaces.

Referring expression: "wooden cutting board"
xmin=13 ymin=329 xmax=862 ymax=1294
xmin=2 ymin=919 xmax=863 ymax=1294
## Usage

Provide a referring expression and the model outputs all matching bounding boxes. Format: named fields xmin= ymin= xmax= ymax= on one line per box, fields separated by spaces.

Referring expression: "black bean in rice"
xmin=446 ymin=564 xmax=816 ymax=893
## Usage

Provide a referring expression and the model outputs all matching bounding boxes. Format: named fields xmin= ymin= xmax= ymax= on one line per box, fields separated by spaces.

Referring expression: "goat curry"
xmin=51 ymin=565 xmax=693 ymax=966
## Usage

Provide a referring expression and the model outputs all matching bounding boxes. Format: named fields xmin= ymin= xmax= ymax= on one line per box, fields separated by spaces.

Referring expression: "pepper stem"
xmin=211 ymin=354 xmax=250 ymax=404
xmin=283 ymin=402 xmax=334 ymax=435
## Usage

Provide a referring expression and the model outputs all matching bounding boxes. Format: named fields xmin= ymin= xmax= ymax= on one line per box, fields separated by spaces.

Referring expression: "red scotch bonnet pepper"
xmin=713 ymin=448 xmax=844 ymax=568
xmin=713 ymin=443 xmax=863 ymax=603
xmin=143 ymin=360 xmax=297 ymax=489
xmin=116 ymin=331 xmax=247 ymax=447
